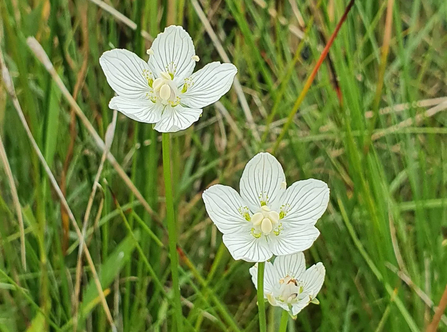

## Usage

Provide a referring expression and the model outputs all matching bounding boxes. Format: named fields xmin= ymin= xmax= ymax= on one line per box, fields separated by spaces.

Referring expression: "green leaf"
xmin=81 ymin=231 xmax=139 ymax=313
xmin=25 ymin=312 xmax=45 ymax=332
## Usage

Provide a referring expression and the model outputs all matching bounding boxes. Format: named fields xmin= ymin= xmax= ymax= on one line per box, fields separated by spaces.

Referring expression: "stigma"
xmin=251 ymin=205 xmax=280 ymax=236
xmin=152 ymin=71 xmax=178 ymax=104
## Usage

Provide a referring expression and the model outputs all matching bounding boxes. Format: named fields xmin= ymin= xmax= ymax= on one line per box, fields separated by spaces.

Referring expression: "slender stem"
xmin=364 ymin=0 xmax=394 ymax=151
xmin=167 ymin=0 xmax=177 ymax=26
xmin=427 ymin=285 xmax=447 ymax=332
xmin=257 ymin=262 xmax=267 ymax=332
xmin=279 ymin=310 xmax=289 ymax=332
xmin=272 ymin=0 xmax=356 ymax=153
xmin=162 ymin=133 xmax=183 ymax=331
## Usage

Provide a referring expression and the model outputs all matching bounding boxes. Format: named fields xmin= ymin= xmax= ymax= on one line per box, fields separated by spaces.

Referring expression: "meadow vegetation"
xmin=0 ymin=0 xmax=446 ymax=331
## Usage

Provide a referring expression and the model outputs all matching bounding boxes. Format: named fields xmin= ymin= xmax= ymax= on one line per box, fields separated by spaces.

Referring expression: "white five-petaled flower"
xmin=249 ymin=252 xmax=325 ymax=317
xmin=99 ymin=25 xmax=237 ymax=133
xmin=202 ymin=152 xmax=330 ymax=262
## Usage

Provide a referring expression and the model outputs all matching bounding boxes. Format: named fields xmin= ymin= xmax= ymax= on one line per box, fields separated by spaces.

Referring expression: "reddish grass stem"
xmin=272 ymin=0 xmax=356 ymax=153
xmin=426 ymin=285 xmax=447 ymax=332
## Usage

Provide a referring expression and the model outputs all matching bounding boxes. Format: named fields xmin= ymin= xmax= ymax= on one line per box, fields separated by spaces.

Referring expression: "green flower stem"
xmin=162 ymin=133 xmax=183 ymax=331
xmin=257 ymin=261 xmax=267 ymax=332
xmin=279 ymin=310 xmax=289 ymax=332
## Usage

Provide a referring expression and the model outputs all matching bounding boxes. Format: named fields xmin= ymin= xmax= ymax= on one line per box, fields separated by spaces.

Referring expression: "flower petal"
xmin=279 ymin=179 xmax=329 ymax=226
xmin=109 ymin=96 xmax=163 ymax=123
xmin=222 ymin=232 xmax=272 ymax=262
xmin=273 ymin=252 xmax=306 ymax=279
xmin=249 ymin=265 xmax=258 ymax=287
xmin=148 ymin=26 xmax=196 ymax=81
xmin=153 ymin=105 xmax=202 ymax=133
xmin=249 ymin=261 xmax=278 ymax=295
xmin=202 ymin=184 xmax=249 ymax=234
xmin=100 ymin=49 xmax=150 ymax=99
xmin=181 ymin=62 xmax=237 ymax=108
xmin=240 ymin=152 xmax=286 ymax=211
xmin=264 ymin=261 xmax=280 ymax=295
xmin=291 ymin=300 xmax=310 ymax=316
xmin=301 ymin=262 xmax=325 ymax=297
xmin=268 ymin=225 xmax=320 ymax=256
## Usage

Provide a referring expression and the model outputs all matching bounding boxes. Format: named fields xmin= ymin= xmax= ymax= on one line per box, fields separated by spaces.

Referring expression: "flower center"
xmin=152 ymin=71 xmax=178 ymax=104
xmin=251 ymin=205 xmax=280 ymax=236
xmin=278 ymin=276 xmax=303 ymax=304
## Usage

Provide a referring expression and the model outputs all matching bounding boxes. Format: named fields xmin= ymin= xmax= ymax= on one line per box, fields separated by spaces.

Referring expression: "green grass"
xmin=1 ymin=0 xmax=447 ymax=331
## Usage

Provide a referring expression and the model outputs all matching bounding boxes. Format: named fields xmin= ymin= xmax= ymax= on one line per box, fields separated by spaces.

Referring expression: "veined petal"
xmin=240 ymin=153 xmax=286 ymax=211
xmin=148 ymin=26 xmax=196 ymax=81
xmin=181 ymin=62 xmax=237 ymax=109
xmin=279 ymin=179 xmax=330 ymax=226
xmin=153 ymin=105 xmax=202 ymax=133
xmin=100 ymin=49 xmax=151 ymax=99
xmin=264 ymin=261 xmax=280 ymax=295
xmin=273 ymin=252 xmax=306 ymax=279
xmin=268 ymin=225 xmax=320 ymax=256
xmin=249 ymin=265 xmax=258 ymax=288
xmin=202 ymin=184 xmax=250 ymax=234
xmin=301 ymin=262 xmax=326 ymax=297
xmin=109 ymin=96 xmax=163 ymax=123
xmin=222 ymin=232 xmax=272 ymax=262
xmin=249 ymin=261 xmax=278 ymax=296
xmin=291 ymin=300 xmax=310 ymax=316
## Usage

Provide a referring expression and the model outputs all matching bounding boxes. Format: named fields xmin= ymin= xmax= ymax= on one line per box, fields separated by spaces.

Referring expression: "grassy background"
xmin=1 ymin=0 xmax=447 ymax=331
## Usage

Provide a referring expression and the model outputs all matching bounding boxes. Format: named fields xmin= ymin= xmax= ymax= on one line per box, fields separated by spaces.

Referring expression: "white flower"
xmin=249 ymin=253 xmax=325 ymax=317
xmin=202 ymin=152 xmax=329 ymax=262
xmin=99 ymin=25 xmax=237 ymax=132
